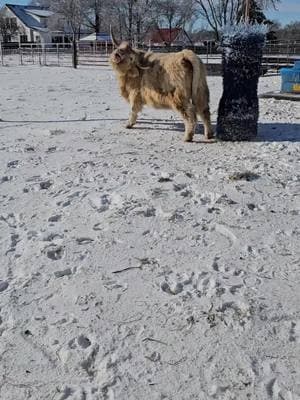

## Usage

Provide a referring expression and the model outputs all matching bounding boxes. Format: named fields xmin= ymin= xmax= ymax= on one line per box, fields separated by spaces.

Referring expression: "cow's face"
xmin=110 ymin=41 xmax=150 ymax=75
xmin=110 ymin=42 xmax=134 ymax=71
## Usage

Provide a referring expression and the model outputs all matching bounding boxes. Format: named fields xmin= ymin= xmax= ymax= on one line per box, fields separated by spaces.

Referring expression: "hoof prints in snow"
xmin=54 ymin=268 xmax=72 ymax=278
xmin=48 ymin=214 xmax=62 ymax=222
xmin=39 ymin=180 xmax=53 ymax=190
xmin=0 ymin=281 xmax=9 ymax=292
xmin=46 ymin=245 xmax=64 ymax=261
xmin=0 ymin=68 xmax=299 ymax=400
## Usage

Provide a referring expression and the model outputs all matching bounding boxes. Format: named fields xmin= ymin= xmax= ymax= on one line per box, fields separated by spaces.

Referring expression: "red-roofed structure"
xmin=145 ymin=28 xmax=193 ymax=47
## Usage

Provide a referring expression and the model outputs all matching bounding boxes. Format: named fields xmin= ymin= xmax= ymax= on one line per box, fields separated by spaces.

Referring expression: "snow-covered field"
xmin=0 ymin=65 xmax=299 ymax=400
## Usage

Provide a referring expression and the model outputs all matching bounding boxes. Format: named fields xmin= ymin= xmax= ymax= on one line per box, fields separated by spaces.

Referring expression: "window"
xmin=5 ymin=17 xmax=17 ymax=29
xmin=20 ymin=35 xmax=28 ymax=43
xmin=52 ymin=36 xmax=63 ymax=43
xmin=10 ymin=18 xmax=17 ymax=29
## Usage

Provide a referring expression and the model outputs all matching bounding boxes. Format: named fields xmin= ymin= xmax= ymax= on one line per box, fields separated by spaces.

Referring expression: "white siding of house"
xmin=0 ymin=7 xmax=30 ymax=42
xmin=0 ymin=6 xmax=50 ymax=43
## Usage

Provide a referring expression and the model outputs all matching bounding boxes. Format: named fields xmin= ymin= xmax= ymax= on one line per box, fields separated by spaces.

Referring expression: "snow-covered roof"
xmin=5 ymin=4 xmax=54 ymax=33
xmin=27 ymin=9 xmax=53 ymax=18
xmin=80 ymin=33 xmax=112 ymax=43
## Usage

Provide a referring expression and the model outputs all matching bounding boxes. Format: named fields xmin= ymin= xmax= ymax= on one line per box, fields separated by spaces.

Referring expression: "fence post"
xmin=206 ymin=42 xmax=209 ymax=64
xmin=0 ymin=42 xmax=3 ymax=66
xmin=43 ymin=44 xmax=46 ymax=66
xmin=286 ymin=41 xmax=290 ymax=64
xmin=72 ymin=38 xmax=78 ymax=69
xmin=20 ymin=45 xmax=23 ymax=65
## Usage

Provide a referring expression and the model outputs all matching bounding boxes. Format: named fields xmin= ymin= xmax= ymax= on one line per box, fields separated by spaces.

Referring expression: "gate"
xmin=0 ymin=42 xmax=112 ymax=67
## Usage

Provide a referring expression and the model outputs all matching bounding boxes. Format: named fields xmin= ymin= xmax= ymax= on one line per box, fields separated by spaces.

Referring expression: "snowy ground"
xmin=0 ymin=65 xmax=300 ymax=400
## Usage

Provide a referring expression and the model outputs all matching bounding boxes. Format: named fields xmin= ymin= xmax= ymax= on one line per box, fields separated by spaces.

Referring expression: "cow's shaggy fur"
xmin=110 ymin=42 xmax=213 ymax=142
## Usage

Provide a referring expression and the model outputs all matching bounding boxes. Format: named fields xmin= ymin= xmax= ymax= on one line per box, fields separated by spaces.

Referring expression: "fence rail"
xmin=0 ymin=42 xmax=112 ymax=67
xmin=1 ymin=40 xmax=300 ymax=70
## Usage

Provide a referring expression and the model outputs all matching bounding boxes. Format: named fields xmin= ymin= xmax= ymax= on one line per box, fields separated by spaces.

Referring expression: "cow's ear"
xmin=121 ymin=41 xmax=131 ymax=51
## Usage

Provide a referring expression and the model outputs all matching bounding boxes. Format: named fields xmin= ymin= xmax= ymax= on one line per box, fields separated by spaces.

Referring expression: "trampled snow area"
xmin=0 ymin=65 xmax=300 ymax=400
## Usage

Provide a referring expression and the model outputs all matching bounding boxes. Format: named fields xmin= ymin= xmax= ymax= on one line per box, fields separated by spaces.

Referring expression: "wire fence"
xmin=0 ymin=42 xmax=113 ymax=67
xmin=1 ymin=39 xmax=300 ymax=70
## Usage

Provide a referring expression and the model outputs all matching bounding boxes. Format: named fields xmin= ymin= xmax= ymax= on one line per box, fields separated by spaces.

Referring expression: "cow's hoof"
xmin=125 ymin=124 xmax=133 ymax=129
xmin=205 ymin=131 xmax=215 ymax=140
xmin=202 ymin=138 xmax=218 ymax=143
xmin=184 ymin=135 xmax=193 ymax=142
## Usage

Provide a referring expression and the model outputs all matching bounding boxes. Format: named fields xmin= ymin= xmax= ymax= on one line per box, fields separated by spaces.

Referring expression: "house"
xmin=79 ymin=32 xmax=113 ymax=52
xmin=0 ymin=3 xmax=92 ymax=45
xmin=145 ymin=28 xmax=193 ymax=47
xmin=80 ymin=32 xmax=112 ymax=44
xmin=0 ymin=4 xmax=54 ymax=44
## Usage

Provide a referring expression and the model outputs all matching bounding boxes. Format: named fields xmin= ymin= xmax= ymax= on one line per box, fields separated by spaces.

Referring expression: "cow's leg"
xmin=198 ymin=106 xmax=214 ymax=140
xmin=126 ymin=95 xmax=142 ymax=129
xmin=175 ymin=103 xmax=197 ymax=142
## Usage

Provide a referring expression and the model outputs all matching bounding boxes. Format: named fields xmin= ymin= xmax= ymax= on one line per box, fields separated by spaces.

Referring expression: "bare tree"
xmin=134 ymin=0 xmax=156 ymax=43
xmin=276 ymin=21 xmax=300 ymax=40
xmin=109 ymin=0 xmax=195 ymax=45
xmin=107 ymin=0 xmax=152 ymax=43
xmin=154 ymin=0 xmax=196 ymax=29
xmin=195 ymin=0 xmax=243 ymax=40
xmin=0 ymin=15 xmax=19 ymax=43
xmin=195 ymin=0 xmax=280 ymax=40
xmin=114 ymin=0 xmax=138 ymax=42
xmin=50 ymin=0 xmax=85 ymax=67
xmin=153 ymin=0 xmax=196 ymax=45
xmin=82 ymin=0 xmax=112 ymax=33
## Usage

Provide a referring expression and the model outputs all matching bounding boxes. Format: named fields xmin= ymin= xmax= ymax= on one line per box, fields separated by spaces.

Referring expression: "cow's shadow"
xmin=131 ymin=118 xmax=184 ymax=132
xmin=256 ymin=123 xmax=300 ymax=142
xmin=1 ymin=116 xmax=299 ymax=142
xmin=135 ymin=119 xmax=300 ymax=142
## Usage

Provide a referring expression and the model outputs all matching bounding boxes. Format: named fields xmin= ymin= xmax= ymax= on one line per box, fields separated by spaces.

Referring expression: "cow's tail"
xmin=182 ymin=50 xmax=208 ymax=106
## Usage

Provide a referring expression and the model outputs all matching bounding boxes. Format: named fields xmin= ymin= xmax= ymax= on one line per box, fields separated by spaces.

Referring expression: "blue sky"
xmin=265 ymin=0 xmax=300 ymax=25
xmin=1 ymin=0 xmax=299 ymax=26
xmin=0 ymin=0 xmax=29 ymax=7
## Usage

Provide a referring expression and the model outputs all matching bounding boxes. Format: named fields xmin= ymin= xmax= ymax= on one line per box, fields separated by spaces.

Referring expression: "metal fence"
xmin=0 ymin=42 xmax=113 ymax=67
xmin=0 ymin=41 xmax=214 ymax=67
xmin=264 ymin=39 xmax=300 ymax=56
xmin=1 ymin=39 xmax=300 ymax=70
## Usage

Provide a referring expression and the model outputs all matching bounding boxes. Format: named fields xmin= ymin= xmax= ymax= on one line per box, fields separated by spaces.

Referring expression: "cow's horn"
xmin=136 ymin=62 xmax=150 ymax=70
xmin=110 ymin=26 xmax=120 ymax=48
xmin=136 ymin=53 xmax=150 ymax=70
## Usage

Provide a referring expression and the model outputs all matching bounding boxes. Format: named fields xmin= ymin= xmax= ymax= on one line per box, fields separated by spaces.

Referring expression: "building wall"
xmin=0 ymin=6 xmax=46 ymax=43
xmin=1 ymin=7 xmax=28 ymax=42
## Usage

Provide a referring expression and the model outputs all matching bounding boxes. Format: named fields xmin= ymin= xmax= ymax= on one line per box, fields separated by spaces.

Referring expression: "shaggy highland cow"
xmin=109 ymin=32 xmax=213 ymax=142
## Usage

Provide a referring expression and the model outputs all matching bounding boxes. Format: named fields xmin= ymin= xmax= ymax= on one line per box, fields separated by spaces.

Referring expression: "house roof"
xmin=146 ymin=28 xmax=192 ymax=45
xmin=5 ymin=4 xmax=53 ymax=33
xmin=147 ymin=28 xmax=181 ymax=45
xmin=27 ymin=9 xmax=53 ymax=18
xmin=80 ymin=33 xmax=112 ymax=43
